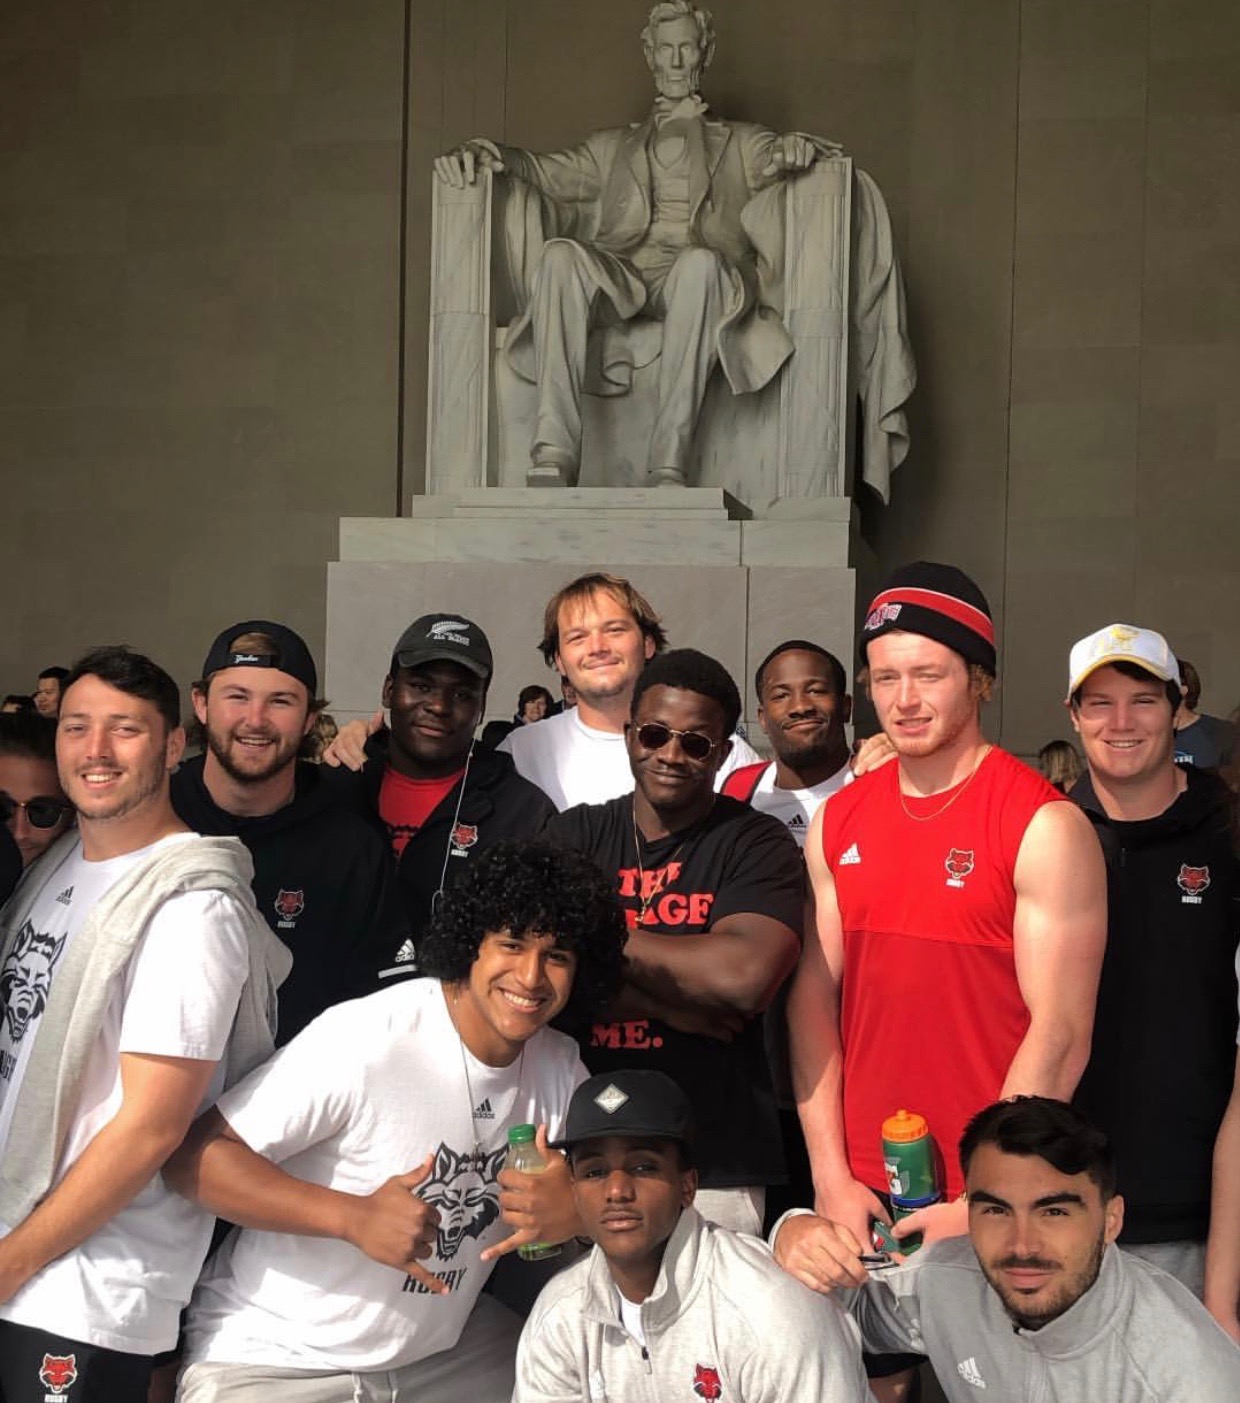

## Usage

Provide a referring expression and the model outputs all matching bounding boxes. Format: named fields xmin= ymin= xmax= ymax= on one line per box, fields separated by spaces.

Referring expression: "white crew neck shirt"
xmin=185 ymin=979 xmax=586 ymax=1373
xmin=500 ymin=708 xmax=761 ymax=811
xmin=748 ymin=760 xmax=852 ymax=848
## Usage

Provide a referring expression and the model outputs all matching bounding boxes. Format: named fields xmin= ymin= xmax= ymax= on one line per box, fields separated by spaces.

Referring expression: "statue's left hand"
xmin=762 ymin=133 xmax=843 ymax=177
xmin=433 ymin=139 xmax=506 ymax=189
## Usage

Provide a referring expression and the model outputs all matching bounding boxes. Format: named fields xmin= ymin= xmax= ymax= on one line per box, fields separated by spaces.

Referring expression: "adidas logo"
xmin=474 ymin=1098 xmax=495 ymax=1119
xmin=55 ymin=887 xmax=74 ymax=905
xmin=393 ymin=939 xmax=417 ymax=965
xmin=839 ymin=842 xmax=861 ymax=866
xmin=956 ymin=1358 xmax=986 ymax=1389
xmin=787 ymin=813 xmax=806 ymax=828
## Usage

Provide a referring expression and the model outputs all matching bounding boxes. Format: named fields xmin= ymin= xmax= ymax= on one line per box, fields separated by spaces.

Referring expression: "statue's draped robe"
xmin=494 ymin=110 xmax=915 ymax=500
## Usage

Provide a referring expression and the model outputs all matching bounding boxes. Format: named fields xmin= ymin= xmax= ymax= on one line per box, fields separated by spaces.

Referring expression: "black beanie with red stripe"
xmin=861 ymin=562 xmax=997 ymax=676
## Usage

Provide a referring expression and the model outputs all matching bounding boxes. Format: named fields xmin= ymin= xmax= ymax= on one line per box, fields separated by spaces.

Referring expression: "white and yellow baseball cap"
xmin=1066 ymin=624 xmax=1180 ymax=702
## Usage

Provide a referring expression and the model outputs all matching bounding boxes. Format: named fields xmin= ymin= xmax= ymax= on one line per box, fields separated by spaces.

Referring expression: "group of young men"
xmin=0 ymin=561 xmax=1236 ymax=1402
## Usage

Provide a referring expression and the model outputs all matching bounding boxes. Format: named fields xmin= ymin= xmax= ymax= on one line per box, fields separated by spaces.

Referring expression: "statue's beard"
xmin=653 ymin=69 xmax=702 ymax=100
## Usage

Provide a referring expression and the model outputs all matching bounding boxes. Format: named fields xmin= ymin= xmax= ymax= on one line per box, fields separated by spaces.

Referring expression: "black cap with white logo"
xmin=390 ymin=614 xmax=493 ymax=682
xmin=553 ymin=1070 xmax=695 ymax=1152
xmin=201 ymin=620 xmax=317 ymax=695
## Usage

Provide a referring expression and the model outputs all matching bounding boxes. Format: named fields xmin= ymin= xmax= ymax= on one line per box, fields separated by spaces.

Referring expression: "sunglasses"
xmin=0 ymin=793 xmax=72 ymax=829
xmin=633 ymin=722 xmax=718 ymax=762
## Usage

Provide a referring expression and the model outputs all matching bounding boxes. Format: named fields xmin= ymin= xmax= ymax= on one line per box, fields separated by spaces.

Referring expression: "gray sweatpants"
xmin=175 ymin=1294 xmax=521 ymax=1403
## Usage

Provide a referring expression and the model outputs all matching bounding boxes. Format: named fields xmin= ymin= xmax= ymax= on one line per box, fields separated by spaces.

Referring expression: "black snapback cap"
xmin=201 ymin=620 xmax=317 ymax=695
xmin=553 ymin=1070 xmax=695 ymax=1152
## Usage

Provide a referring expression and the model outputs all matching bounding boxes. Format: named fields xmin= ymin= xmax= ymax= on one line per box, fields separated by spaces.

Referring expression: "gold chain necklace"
xmin=630 ymin=802 xmax=711 ymax=922
xmin=897 ymin=745 xmax=991 ymax=823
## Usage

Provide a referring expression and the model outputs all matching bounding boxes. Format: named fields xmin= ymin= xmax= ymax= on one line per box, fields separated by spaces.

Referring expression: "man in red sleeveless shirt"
xmin=787 ymin=562 xmax=1106 ymax=1397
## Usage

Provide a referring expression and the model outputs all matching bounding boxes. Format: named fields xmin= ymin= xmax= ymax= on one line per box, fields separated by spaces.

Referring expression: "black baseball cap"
xmin=200 ymin=620 xmax=318 ymax=695
xmin=553 ymin=1071 xmax=695 ymax=1152
xmin=390 ymin=614 xmax=493 ymax=682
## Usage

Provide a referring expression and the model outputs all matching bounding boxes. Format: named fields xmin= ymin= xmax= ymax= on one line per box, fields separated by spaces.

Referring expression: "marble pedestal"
xmin=325 ymin=489 xmax=856 ymax=731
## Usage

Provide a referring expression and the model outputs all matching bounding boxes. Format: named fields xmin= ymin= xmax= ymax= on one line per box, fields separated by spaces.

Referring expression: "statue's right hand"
xmin=434 ymin=139 xmax=506 ymax=188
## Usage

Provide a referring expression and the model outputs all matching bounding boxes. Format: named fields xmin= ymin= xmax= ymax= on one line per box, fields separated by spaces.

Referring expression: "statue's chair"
xmin=425 ymin=160 xmax=856 ymax=508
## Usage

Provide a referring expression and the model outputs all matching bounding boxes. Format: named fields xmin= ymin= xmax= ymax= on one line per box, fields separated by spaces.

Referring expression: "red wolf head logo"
xmin=450 ymin=822 xmax=478 ymax=850
xmin=864 ymin=602 xmax=902 ymax=631
xmin=945 ymin=848 xmax=975 ymax=882
xmin=274 ymin=888 xmax=304 ymax=920
xmin=693 ymin=1364 xmax=723 ymax=1399
xmin=39 ymin=1354 xmax=78 ymax=1394
xmin=1177 ymin=864 xmax=1210 ymax=896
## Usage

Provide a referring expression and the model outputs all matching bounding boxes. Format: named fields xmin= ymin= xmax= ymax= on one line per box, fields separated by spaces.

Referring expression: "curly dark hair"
xmin=630 ymin=648 xmax=741 ymax=736
xmin=419 ymin=839 xmax=627 ymax=1026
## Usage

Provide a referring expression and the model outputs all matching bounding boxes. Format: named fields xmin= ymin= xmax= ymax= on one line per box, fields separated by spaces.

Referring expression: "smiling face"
xmin=554 ymin=589 xmax=656 ymax=711
xmin=967 ymin=1144 xmax=1122 ymax=1331
xmin=1069 ymin=664 xmax=1176 ymax=791
xmin=627 ymin=684 xmax=728 ymax=822
xmin=452 ymin=929 xmax=577 ymax=1066
xmin=866 ymin=632 xmax=982 ymax=759
xmin=571 ymin=1135 xmax=696 ymax=1293
xmin=56 ymin=675 xmax=182 ymax=826
xmin=195 ymin=666 xmax=312 ymax=786
xmin=646 ymin=14 xmax=706 ymax=100
xmin=757 ymin=649 xmax=851 ymax=770
xmin=383 ymin=661 xmax=486 ymax=778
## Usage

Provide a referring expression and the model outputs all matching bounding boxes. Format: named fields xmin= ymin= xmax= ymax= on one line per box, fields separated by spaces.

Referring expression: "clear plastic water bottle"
xmin=505 ymin=1124 xmax=561 ymax=1262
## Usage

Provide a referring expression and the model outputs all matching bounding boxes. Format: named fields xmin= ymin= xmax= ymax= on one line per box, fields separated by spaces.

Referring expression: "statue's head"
xmin=641 ymin=1 xmax=715 ymax=100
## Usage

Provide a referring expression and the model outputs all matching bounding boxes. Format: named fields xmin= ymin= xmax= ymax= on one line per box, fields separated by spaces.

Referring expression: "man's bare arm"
xmin=0 ymin=1052 xmax=218 ymax=1302
xmin=603 ymin=982 xmax=746 ymax=1041
xmin=620 ymin=914 xmax=799 ymax=1019
xmin=895 ymin=801 xmax=1106 ymax=1249
xmin=1204 ymin=1048 xmax=1240 ymax=1343
xmin=1002 ymin=800 xmax=1107 ymax=1100
xmin=788 ymin=805 xmax=887 ymax=1243
xmin=165 ymin=1107 xmax=449 ymax=1293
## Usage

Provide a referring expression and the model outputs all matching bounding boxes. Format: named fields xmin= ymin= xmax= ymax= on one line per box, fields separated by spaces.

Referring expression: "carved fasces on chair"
xmin=427 ymin=171 xmax=493 ymax=493
xmin=777 ymin=158 xmax=852 ymax=500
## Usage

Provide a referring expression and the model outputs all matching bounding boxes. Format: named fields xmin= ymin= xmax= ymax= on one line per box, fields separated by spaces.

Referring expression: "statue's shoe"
xmin=650 ymin=466 xmax=686 ymax=487
xmin=526 ymin=462 xmax=567 ymax=487
xmin=527 ymin=449 xmax=577 ymax=487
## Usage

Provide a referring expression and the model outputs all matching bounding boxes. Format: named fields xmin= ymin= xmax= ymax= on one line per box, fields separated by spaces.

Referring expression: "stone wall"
xmin=2 ymin=0 xmax=1236 ymax=751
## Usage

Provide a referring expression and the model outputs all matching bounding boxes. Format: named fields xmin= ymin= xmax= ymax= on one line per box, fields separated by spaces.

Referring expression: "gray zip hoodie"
xmin=0 ymin=829 xmax=291 ymax=1225
xmin=848 ymin=1236 xmax=1240 ymax=1402
xmin=514 ymin=1207 xmax=869 ymax=1403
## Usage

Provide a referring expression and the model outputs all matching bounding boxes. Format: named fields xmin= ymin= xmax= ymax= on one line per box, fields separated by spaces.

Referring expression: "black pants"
xmin=0 ymin=1320 xmax=153 ymax=1403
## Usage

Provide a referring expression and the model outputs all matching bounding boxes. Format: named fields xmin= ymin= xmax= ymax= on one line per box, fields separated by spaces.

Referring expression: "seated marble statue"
xmin=434 ymin=0 xmax=841 ymax=489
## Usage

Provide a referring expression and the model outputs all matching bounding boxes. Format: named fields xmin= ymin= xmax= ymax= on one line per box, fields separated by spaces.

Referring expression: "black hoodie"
xmin=1071 ymin=765 xmax=1239 ymax=1243
xmin=171 ymin=755 xmax=409 ymax=1044
xmin=341 ymin=728 xmax=557 ymax=970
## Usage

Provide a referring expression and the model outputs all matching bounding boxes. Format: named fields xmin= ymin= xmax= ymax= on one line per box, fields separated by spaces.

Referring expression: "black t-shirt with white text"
xmin=546 ymin=793 xmax=804 ymax=1187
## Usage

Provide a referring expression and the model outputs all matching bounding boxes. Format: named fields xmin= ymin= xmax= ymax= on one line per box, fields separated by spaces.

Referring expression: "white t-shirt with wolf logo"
xmin=183 ymin=978 xmax=587 ymax=1372
xmin=0 ymin=834 xmax=251 ymax=1352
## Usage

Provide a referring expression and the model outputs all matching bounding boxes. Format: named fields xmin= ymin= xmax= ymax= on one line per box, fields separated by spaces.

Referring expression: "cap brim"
xmin=394 ymin=647 xmax=491 ymax=680
xmin=1066 ymin=653 xmax=1176 ymax=702
xmin=551 ymin=1125 xmax=691 ymax=1153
